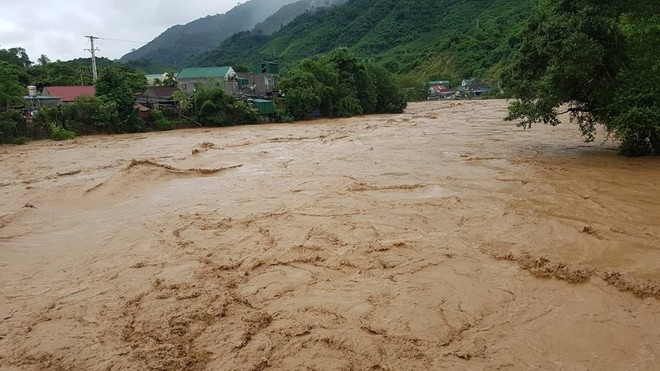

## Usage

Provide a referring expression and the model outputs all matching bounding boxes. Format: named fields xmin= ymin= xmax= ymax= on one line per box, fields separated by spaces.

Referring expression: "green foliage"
xmin=253 ymin=1 xmax=348 ymax=35
xmin=96 ymin=65 xmax=146 ymax=133
xmin=192 ymin=86 xmax=261 ymax=126
xmin=197 ymin=0 xmax=536 ymax=87
xmin=273 ymin=107 xmax=294 ymax=123
xmin=505 ymin=0 xmax=660 ymax=155
xmin=172 ymin=91 xmax=191 ymax=117
xmin=150 ymin=109 xmax=174 ymax=131
xmin=279 ymin=48 xmax=406 ymax=120
xmin=0 ymin=62 xmax=26 ymax=108
xmin=49 ymin=124 xmax=76 ymax=141
xmin=0 ymin=110 xmax=27 ymax=144
xmin=162 ymin=72 xmax=178 ymax=87
xmin=0 ymin=47 xmax=32 ymax=68
xmin=278 ymin=69 xmax=322 ymax=120
xmin=34 ymin=96 xmax=120 ymax=135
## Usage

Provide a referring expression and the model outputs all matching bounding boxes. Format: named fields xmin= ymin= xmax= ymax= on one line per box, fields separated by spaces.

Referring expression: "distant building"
xmin=460 ymin=79 xmax=489 ymax=97
xmin=135 ymin=87 xmax=179 ymax=109
xmin=177 ymin=67 xmax=237 ymax=95
xmin=235 ymin=62 xmax=280 ymax=98
xmin=427 ymin=80 xmax=455 ymax=100
xmin=41 ymin=86 xmax=96 ymax=103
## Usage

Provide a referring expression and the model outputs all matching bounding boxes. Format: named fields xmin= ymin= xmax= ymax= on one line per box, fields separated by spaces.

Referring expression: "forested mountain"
xmin=253 ymin=0 xmax=348 ymax=34
xmin=119 ymin=0 xmax=298 ymax=67
xmin=195 ymin=0 xmax=538 ymax=85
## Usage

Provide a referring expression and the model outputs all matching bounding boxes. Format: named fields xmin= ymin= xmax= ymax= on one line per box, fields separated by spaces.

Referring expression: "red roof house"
xmin=42 ymin=86 xmax=96 ymax=103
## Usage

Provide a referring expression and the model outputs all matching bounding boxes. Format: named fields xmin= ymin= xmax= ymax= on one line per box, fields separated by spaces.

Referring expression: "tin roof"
xmin=177 ymin=67 xmax=233 ymax=79
xmin=42 ymin=86 xmax=96 ymax=102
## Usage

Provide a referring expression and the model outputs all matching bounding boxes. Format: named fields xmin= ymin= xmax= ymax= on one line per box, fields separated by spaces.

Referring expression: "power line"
xmin=98 ymin=37 xmax=148 ymax=45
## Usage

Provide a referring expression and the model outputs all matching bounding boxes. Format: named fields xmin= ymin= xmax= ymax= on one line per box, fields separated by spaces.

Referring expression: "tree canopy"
xmin=279 ymin=48 xmax=407 ymax=120
xmin=504 ymin=0 xmax=660 ymax=156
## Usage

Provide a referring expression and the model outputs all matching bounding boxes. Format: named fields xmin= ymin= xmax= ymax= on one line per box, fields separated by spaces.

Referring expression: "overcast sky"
xmin=0 ymin=0 xmax=241 ymax=62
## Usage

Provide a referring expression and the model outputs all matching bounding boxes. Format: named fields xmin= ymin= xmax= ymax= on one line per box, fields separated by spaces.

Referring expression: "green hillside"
xmin=119 ymin=0 xmax=298 ymax=67
xmin=254 ymin=0 xmax=348 ymax=34
xmin=195 ymin=0 xmax=538 ymax=85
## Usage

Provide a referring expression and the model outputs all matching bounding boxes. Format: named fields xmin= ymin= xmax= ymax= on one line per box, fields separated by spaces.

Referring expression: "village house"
xmin=41 ymin=86 xmax=96 ymax=103
xmin=177 ymin=67 xmax=237 ymax=95
xmin=460 ymin=78 xmax=490 ymax=97
xmin=427 ymin=80 xmax=455 ymax=100
xmin=233 ymin=62 xmax=280 ymax=98
xmin=135 ymin=86 xmax=179 ymax=110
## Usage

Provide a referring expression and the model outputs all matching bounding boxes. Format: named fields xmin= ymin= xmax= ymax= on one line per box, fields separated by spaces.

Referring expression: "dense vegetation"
xmin=280 ymin=48 xmax=406 ymax=119
xmin=119 ymin=0 xmax=298 ymax=68
xmin=253 ymin=0 xmax=347 ymax=34
xmin=505 ymin=0 xmax=660 ymax=156
xmin=196 ymin=0 xmax=536 ymax=90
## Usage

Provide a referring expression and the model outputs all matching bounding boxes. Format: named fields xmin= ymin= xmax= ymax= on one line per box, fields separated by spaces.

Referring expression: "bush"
xmin=50 ymin=125 xmax=76 ymax=141
xmin=0 ymin=110 xmax=28 ymax=144
xmin=150 ymin=109 xmax=173 ymax=131
xmin=192 ymin=86 xmax=261 ymax=126
xmin=274 ymin=108 xmax=294 ymax=123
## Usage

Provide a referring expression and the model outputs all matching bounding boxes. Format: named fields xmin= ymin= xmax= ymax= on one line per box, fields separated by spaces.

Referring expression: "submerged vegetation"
xmin=505 ymin=0 xmax=660 ymax=156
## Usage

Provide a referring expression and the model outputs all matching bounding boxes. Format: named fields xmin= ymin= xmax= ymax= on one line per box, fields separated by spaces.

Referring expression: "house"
xmin=41 ymin=86 xmax=96 ymax=103
xmin=177 ymin=67 xmax=237 ymax=95
xmin=235 ymin=62 xmax=280 ymax=98
xmin=460 ymin=79 xmax=489 ymax=97
xmin=252 ymin=62 xmax=279 ymax=97
xmin=135 ymin=87 xmax=179 ymax=109
xmin=427 ymin=81 xmax=455 ymax=100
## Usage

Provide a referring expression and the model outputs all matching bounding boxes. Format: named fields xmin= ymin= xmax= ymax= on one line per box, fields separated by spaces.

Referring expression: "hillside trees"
xmin=279 ymin=48 xmax=406 ymax=120
xmin=505 ymin=0 xmax=660 ymax=156
xmin=197 ymin=0 xmax=537 ymax=87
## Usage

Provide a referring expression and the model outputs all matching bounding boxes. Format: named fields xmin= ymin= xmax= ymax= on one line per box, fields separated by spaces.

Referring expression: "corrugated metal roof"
xmin=178 ymin=67 xmax=232 ymax=79
xmin=42 ymin=86 xmax=96 ymax=102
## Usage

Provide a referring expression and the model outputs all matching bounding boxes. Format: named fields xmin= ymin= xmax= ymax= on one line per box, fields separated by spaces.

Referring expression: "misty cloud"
xmin=0 ymin=0 xmax=244 ymax=61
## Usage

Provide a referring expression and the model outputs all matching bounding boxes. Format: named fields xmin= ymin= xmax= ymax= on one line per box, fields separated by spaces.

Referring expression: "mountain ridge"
xmin=120 ymin=0 xmax=298 ymax=67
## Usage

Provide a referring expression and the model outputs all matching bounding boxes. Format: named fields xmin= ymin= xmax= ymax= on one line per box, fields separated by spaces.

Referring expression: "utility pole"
xmin=84 ymin=35 xmax=100 ymax=82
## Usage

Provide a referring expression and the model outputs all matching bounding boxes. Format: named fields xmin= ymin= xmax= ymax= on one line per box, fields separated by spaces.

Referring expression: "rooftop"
xmin=42 ymin=86 xmax=96 ymax=102
xmin=178 ymin=67 xmax=233 ymax=79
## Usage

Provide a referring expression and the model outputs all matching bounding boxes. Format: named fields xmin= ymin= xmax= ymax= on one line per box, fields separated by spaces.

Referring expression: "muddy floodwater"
xmin=1 ymin=100 xmax=659 ymax=370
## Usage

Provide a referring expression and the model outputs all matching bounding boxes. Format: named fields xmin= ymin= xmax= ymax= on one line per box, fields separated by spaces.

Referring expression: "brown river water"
xmin=1 ymin=100 xmax=659 ymax=370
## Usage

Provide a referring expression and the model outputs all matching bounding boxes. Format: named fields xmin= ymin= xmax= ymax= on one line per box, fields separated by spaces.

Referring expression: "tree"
xmin=504 ymin=0 xmax=660 ymax=156
xmin=96 ymin=65 xmax=147 ymax=133
xmin=279 ymin=48 xmax=406 ymax=119
xmin=162 ymin=72 xmax=178 ymax=87
xmin=0 ymin=47 xmax=32 ymax=68
xmin=279 ymin=69 xmax=323 ymax=120
xmin=37 ymin=54 xmax=51 ymax=66
xmin=0 ymin=62 xmax=25 ymax=108
xmin=172 ymin=90 xmax=191 ymax=118
xmin=191 ymin=86 xmax=260 ymax=126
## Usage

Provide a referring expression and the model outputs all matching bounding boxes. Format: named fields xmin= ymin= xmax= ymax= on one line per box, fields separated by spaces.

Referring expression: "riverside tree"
xmin=95 ymin=65 xmax=147 ymax=133
xmin=279 ymin=48 xmax=406 ymax=120
xmin=504 ymin=0 xmax=660 ymax=156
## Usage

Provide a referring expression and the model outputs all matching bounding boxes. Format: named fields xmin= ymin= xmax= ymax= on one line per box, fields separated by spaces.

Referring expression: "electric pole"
xmin=84 ymin=35 xmax=100 ymax=82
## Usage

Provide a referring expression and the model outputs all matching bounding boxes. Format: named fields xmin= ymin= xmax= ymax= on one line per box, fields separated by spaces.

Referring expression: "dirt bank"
xmin=1 ymin=100 xmax=658 ymax=370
